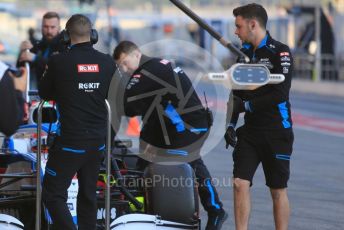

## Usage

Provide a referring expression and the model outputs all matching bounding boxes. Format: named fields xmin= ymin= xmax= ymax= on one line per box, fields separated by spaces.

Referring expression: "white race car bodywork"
xmin=110 ymin=214 xmax=198 ymax=230
xmin=0 ymin=214 xmax=24 ymax=230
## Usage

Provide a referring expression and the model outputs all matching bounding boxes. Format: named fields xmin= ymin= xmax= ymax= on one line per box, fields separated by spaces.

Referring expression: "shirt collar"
xmin=139 ymin=54 xmax=153 ymax=67
xmin=257 ymin=33 xmax=268 ymax=49
xmin=242 ymin=43 xmax=252 ymax=50
xmin=241 ymin=31 xmax=272 ymax=51
xmin=69 ymin=42 xmax=92 ymax=49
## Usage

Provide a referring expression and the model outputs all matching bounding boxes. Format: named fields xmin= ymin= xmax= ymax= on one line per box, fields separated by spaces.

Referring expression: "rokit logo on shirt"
xmin=77 ymin=64 xmax=99 ymax=73
xmin=77 ymin=64 xmax=100 ymax=92
xmin=78 ymin=82 xmax=100 ymax=93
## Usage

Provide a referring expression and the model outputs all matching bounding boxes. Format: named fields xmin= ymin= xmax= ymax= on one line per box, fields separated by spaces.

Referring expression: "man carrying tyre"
xmin=113 ymin=41 xmax=227 ymax=230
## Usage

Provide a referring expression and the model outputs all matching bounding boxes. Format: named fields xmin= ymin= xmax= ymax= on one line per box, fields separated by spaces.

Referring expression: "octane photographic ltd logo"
xmin=108 ymin=39 xmax=232 ymax=164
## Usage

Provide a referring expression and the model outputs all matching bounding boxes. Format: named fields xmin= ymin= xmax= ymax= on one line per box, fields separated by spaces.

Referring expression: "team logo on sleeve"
xmin=77 ymin=64 xmax=99 ymax=73
xmin=160 ymin=59 xmax=170 ymax=65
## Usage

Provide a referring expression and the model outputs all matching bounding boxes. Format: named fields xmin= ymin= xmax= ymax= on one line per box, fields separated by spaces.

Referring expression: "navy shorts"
xmin=232 ymin=127 xmax=294 ymax=188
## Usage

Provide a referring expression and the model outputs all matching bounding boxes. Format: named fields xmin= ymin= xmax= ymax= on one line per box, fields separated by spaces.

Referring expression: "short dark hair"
xmin=43 ymin=11 xmax=60 ymax=21
xmin=233 ymin=3 xmax=268 ymax=29
xmin=65 ymin=14 xmax=92 ymax=38
xmin=113 ymin=41 xmax=139 ymax=60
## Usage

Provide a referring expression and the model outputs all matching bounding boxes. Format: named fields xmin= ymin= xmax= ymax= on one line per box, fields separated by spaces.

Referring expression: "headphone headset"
xmin=61 ymin=28 xmax=98 ymax=45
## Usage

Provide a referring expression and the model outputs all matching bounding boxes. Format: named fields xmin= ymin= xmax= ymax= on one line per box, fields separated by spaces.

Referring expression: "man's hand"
xmin=233 ymin=95 xmax=245 ymax=114
xmin=224 ymin=125 xmax=236 ymax=149
xmin=19 ymin=40 xmax=33 ymax=51
xmin=8 ymin=67 xmax=27 ymax=92
xmin=19 ymin=50 xmax=35 ymax=62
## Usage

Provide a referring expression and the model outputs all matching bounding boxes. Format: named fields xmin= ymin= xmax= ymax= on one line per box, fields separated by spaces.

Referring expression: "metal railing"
xmin=35 ymin=101 xmax=44 ymax=230
xmin=105 ymin=99 xmax=112 ymax=230
xmin=293 ymin=53 xmax=341 ymax=81
xmin=336 ymin=53 xmax=344 ymax=81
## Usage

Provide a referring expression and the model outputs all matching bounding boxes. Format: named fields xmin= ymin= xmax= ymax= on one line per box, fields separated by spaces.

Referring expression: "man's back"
xmin=39 ymin=42 xmax=116 ymax=148
xmin=124 ymin=56 xmax=208 ymax=148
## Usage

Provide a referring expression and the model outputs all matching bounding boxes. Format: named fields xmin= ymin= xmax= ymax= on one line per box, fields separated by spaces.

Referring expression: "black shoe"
xmin=206 ymin=209 xmax=228 ymax=230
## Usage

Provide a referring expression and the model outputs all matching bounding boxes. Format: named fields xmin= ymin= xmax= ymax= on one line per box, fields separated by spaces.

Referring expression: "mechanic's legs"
xmin=77 ymin=150 xmax=103 ymax=230
xmin=233 ymin=178 xmax=250 ymax=230
xmin=189 ymin=159 xmax=227 ymax=229
xmin=270 ymin=188 xmax=289 ymax=230
xmin=42 ymin=149 xmax=81 ymax=230
xmin=190 ymin=159 xmax=222 ymax=212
